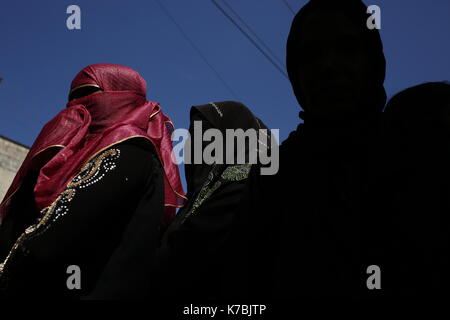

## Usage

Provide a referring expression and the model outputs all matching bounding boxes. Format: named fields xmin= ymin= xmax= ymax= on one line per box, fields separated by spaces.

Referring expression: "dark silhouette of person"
xmin=379 ymin=82 xmax=450 ymax=296
xmin=235 ymin=0 xmax=387 ymax=298
xmin=0 ymin=64 xmax=186 ymax=299
xmin=152 ymin=101 xmax=270 ymax=300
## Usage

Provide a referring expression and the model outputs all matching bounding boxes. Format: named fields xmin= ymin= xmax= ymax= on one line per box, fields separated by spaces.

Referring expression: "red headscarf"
xmin=0 ymin=63 xmax=186 ymax=225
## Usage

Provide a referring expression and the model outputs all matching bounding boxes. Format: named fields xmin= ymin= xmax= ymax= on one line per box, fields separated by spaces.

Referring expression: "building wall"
xmin=0 ymin=136 xmax=29 ymax=203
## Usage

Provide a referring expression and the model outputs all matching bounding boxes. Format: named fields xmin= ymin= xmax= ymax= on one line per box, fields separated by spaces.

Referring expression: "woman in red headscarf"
xmin=0 ymin=63 xmax=186 ymax=299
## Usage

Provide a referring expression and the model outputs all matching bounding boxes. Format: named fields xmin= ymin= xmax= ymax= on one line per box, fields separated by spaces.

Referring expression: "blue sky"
xmin=1 ymin=0 xmax=449 ymax=186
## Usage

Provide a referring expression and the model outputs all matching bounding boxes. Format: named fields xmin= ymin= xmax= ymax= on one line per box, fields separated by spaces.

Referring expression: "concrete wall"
xmin=0 ymin=136 xmax=29 ymax=203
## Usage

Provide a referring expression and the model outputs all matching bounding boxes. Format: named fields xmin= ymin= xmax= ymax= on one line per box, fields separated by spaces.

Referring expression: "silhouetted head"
xmin=286 ymin=0 xmax=386 ymax=117
xmin=384 ymin=82 xmax=450 ymax=148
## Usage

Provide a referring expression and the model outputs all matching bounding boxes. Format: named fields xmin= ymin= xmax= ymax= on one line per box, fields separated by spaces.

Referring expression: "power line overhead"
xmin=281 ymin=0 xmax=296 ymax=15
xmin=221 ymin=0 xmax=286 ymax=70
xmin=154 ymin=0 xmax=238 ymax=99
xmin=211 ymin=0 xmax=288 ymax=80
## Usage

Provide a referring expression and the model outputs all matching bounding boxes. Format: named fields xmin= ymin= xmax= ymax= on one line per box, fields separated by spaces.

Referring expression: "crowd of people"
xmin=0 ymin=0 xmax=449 ymax=299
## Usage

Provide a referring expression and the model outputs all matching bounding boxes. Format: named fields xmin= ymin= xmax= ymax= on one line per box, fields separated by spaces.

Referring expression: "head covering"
xmin=162 ymin=101 xmax=269 ymax=227
xmin=0 ymin=63 xmax=186 ymax=224
xmin=154 ymin=101 xmax=269 ymax=299
xmin=286 ymin=0 xmax=387 ymax=115
xmin=184 ymin=101 xmax=268 ymax=198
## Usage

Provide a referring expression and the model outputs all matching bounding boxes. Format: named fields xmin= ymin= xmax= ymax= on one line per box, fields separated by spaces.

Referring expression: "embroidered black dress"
xmin=0 ymin=138 xmax=165 ymax=299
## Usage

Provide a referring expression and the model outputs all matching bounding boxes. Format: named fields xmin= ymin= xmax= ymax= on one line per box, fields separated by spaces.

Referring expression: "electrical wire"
xmin=281 ymin=0 xmax=296 ymax=15
xmin=154 ymin=0 xmax=239 ymax=99
xmin=211 ymin=0 xmax=288 ymax=79
xmin=221 ymin=0 xmax=286 ymax=69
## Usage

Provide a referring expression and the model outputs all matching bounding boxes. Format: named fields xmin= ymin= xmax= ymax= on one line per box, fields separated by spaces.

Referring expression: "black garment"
xmin=279 ymin=116 xmax=380 ymax=297
xmin=154 ymin=101 xmax=267 ymax=300
xmin=0 ymin=138 xmax=164 ymax=299
xmin=236 ymin=115 xmax=381 ymax=298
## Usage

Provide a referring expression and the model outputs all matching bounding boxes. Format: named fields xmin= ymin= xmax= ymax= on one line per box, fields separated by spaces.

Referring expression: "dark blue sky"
xmin=1 ymin=0 xmax=449 ymax=186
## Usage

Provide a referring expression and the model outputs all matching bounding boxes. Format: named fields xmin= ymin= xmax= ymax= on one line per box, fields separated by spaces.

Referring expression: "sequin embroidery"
xmin=0 ymin=148 xmax=121 ymax=283
xmin=180 ymin=164 xmax=251 ymax=224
